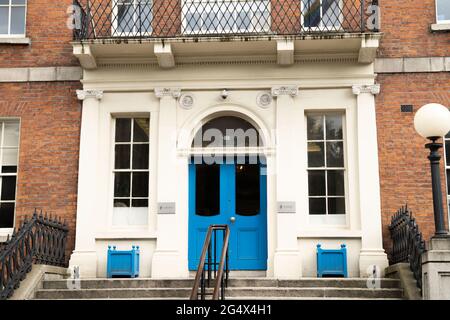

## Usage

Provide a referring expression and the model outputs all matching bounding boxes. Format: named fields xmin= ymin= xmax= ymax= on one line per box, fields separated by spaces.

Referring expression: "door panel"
xmin=188 ymin=160 xmax=267 ymax=270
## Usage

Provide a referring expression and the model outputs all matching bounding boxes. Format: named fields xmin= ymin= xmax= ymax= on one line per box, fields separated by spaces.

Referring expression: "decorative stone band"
xmin=76 ymin=89 xmax=104 ymax=101
xmin=271 ymin=86 xmax=299 ymax=97
xmin=155 ymin=87 xmax=181 ymax=99
xmin=352 ymin=84 xmax=381 ymax=96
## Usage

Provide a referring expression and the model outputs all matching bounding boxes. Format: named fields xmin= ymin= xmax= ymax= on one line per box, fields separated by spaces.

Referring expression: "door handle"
xmin=230 ymin=217 xmax=236 ymax=223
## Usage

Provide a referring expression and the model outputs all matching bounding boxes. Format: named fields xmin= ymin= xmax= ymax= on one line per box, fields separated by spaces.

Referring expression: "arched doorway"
xmin=188 ymin=115 xmax=268 ymax=270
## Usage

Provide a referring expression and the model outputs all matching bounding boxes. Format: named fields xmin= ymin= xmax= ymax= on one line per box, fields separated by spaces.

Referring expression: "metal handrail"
xmin=0 ymin=210 xmax=69 ymax=300
xmin=190 ymin=225 xmax=230 ymax=300
xmin=388 ymin=205 xmax=426 ymax=290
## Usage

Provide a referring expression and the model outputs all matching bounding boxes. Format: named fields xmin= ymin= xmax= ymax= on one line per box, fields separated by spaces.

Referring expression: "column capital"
xmin=155 ymin=87 xmax=181 ymax=99
xmin=76 ymin=89 xmax=103 ymax=101
xmin=271 ymin=86 xmax=299 ymax=97
xmin=352 ymin=84 xmax=381 ymax=96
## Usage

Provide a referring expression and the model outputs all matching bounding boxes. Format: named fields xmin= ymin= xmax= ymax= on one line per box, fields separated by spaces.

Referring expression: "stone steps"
xmin=34 ymin=278 xmax=404 ymax=300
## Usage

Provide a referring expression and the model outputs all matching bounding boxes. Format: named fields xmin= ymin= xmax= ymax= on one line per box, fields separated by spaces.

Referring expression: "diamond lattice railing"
xmin=72 ymin=0 xmax=379 ymax=40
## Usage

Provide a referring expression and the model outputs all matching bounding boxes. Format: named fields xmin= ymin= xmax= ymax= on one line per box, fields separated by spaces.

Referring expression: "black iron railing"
xmin=0 ymin=210 xmax=69 ymax=300
xmin=72 ymin=0 xmax=379 ymax=40
xmin=190 ymin=225 xmax=230 ymax=300
xmin=389 ymin=205 xmax=426 ymax=290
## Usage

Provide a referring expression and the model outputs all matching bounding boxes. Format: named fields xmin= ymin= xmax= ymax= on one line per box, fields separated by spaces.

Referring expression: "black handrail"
xmin=190 ymin=225 xmax=230 ymax=300
xmin=0 ymin=210 xmax=69 ymax=300
xmin=389 ymin=205 xmax=426 ymax=290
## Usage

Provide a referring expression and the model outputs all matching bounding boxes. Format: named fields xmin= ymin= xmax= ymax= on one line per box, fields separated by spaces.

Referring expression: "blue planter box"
xmin=316 ymin=244 xmax=348 ymax=278
xmin=107 ymin=245 xmax=140 ymax=278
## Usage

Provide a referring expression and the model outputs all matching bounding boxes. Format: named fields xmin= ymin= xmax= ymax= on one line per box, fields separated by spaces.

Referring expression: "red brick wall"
xmin=378 ymin=0 xmax=450 ymax=57
xmin=376 ymin=73 xmax=450 ymax=256
xmin=0 ymin=0 xmax=78 ymax=68
xmin=0 ymin=82 xmax=82 ymax=261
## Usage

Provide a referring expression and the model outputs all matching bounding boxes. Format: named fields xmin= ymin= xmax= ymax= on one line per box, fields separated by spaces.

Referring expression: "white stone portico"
xmin=70 ymin=35 xmax=388 ymax=279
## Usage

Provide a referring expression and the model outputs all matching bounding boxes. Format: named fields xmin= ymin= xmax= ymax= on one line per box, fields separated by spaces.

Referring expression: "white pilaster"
xmin=151 ymin=87 xmax=188 ymax=278
xmin=69 ymin=90 xmax=103 ymax=278
xmin=352 ymin=84 xmax=389 ymax=277
xmin=272 ymin=86 xmax=302 ymax=279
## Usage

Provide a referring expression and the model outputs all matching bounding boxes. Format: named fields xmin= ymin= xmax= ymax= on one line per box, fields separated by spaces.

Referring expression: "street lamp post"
xmin=414 ymin=103 xmax=450 ymax=237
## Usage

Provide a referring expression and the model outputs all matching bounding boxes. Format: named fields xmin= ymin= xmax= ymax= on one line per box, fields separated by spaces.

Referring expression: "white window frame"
xmin=111 ymin=116 xmax=150 ymax=227
xmin=306 ymin=112 xmax=348 ymax=226
xmin=300 ymin=0 xmax=343 ymax=31
xmin=436 ymin=0 xmax=450 ymax=24
xmin=0 ymin=119 xmax=20 ymax=235
xmin=181 ymin=0 xmax=271 ymax=35
xmin=112 ymin=0 xmax=153 ymax=37
xmin=0 ymin=0 xmax=27 ymax=37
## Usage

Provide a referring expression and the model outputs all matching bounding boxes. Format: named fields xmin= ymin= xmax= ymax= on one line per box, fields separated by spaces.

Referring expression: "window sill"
xmin=0 ymin=37 xmax=31 ymax=45
xmin=431 ymin=23 xmax=450 ymax=32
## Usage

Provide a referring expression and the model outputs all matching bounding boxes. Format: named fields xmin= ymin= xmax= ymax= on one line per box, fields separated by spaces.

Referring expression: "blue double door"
xmin=188 ymin=159 xmax=267 ymax=270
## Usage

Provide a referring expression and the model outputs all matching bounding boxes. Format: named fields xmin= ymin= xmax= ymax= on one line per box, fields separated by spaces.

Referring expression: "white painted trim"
xmin=0 ymin=37 xmax=30 ymax=44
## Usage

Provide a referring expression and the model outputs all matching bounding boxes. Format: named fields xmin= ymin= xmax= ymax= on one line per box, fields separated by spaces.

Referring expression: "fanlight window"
xmin=192 ymin=116 xmax=261 ymax=148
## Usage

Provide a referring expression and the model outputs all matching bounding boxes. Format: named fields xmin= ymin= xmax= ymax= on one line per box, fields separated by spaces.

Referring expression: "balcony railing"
xmin=73 ymin=0 xmax=379 ymax=40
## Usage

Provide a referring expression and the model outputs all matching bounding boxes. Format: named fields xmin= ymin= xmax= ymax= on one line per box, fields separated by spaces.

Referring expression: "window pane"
xmin=114 ymin=199 xmax=130 ymax=208
xmin=447 ymin=170 xmax=450 ymax=195
xmin=132 ymin=199 xmax=148 ymax=208
xmin=115 ymin=145 xmax=130 ymax=169
xmin=309 ymin=198 xmax=326 ymax=215
xmin=446 ymin=131 xmax=450 ymax=139
xmin=132 ymin=144 xmax=149 ymax=169
xmin=327 ymin=170 xmax=345 ymax=196
xmin=132 ymin=172 xmax=149 ymax=197
xmin=137 ymin=2 xmax=152 ymax=32
xmin=303 ymin=0 xmax=320 ymax=27
xmin=118 ymin=1 xmax=134 ymax=33
xmin=2 ymin=148 xmax=18 ymax=167
xmin=4 ymin=122 xmax=20 ymax=147
xmin=196 ymin=164 xmax=220 ymax=216
xmin=115 ymin=118 xmax=131 ymax=142
xmin=133 ymin=118 xmax=149 ymax=142
xmin=437 ymin=0 xmax=450 ymax=21
xmin=114 ymin=172 xmax=130 ymax=197
xmin=326 ymin=141 xmax=344 ymax=167
xmin=0 ymin=7 xmax=8 ymax=34
xmin=0 ymin=202 xmax=14 ymax=228
xmin=307 ymin=115 xmax=324 ymax=140
xmin=322 ymin=0 xmax=340 ymax=27
xmin=12 ymin=0 xmax=26 ymax=4
xmin=308 ymin=171 xmax=325 ymax=196
xmin=236 ymin=164 xmax=260 ymax=216
xmin=0 ymin=0 xmax=10 ymax=4
xmin=2 ymin=165 xmax=17 ymax=173
xmin=446 ymin=141 xmax=450 ymax=166
xmin=1 ymin=176 xmax=16 ymax=201
xmin=11 ymin=6 xmax=25 ymax=34
xmin=328 ymin=198 xmax=345 ymax=215
xmin=308 ymin=142 xmax=324 ymax=167
xmin=326 ymin=115 xmax=343 ymax=140
xmin=186 ymin=12 xmax=200 ymax=32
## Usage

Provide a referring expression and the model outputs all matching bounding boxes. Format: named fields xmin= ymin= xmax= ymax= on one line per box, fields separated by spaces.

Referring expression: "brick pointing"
xmin=378 ymin=0 xmax=450 ymax=58
xmin=376 ymin=73 xmax=450 ymax=256
xmin=0 ymin=82 xmax=82 ymax=259
xmin=0 ymin=0 xmax=78 ymax=68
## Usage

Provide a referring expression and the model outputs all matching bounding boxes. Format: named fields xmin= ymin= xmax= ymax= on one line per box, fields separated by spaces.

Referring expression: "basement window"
xmin=0 ymin=0 xmax=26 ymax=37
xmin=112 ymin=117 xmax=150 ymax=226
xmin=0 ymin=120 xmax=20 ymax=229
